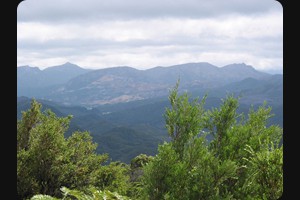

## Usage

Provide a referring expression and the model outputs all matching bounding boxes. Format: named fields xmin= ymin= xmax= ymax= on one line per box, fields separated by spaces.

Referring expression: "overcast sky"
xmin=17 ymin=0 xmax=283 ymax=72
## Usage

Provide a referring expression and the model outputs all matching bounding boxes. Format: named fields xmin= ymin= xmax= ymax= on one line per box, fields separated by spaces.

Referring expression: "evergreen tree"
xmin=17 ymin=100 xmax=130 ymax=199
xmin=142 ymin=83 xmax=283 ymax=199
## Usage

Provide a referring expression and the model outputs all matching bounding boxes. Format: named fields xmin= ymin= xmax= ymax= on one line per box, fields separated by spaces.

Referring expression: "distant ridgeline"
xmin=17 ymin=62 xmax=283 ymax=163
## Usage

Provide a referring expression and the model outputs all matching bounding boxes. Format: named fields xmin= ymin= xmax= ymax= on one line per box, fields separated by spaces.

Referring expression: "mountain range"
xmin=18 ymin=62 xmax=273 ymax=106
xmin=17 ymin=62 xmax=91 ymax=97
xmin=17 ymin=62 xmax=283 ymax=163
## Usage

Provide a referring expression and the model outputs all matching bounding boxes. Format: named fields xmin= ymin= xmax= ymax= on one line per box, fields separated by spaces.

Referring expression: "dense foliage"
xmin=17 ymin=100 xmax=131 ymax=199
xmin=141 ymin=83 xmax=283 ymax=200
xmin=17 ymin=82 xmax=283 ymax=200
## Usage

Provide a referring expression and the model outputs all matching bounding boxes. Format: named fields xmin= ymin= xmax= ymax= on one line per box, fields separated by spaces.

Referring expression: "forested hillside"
xmin=17 ymin=90 xmax=282 ymax=163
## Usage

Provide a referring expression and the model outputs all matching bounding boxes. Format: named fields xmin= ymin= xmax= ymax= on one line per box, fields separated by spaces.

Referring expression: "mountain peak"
xmin=61 ymin=62 xmax=79 ymax=67
xmin=17 ymin=65 xmax=41 ymax=73
xmin=64 ymin=62 xmax=73 ymax=65
xmin=17 ymin=62 xmax=91 ymax=92
xmin=44 ymin=62 xmax=81 ymax=71
xmin=222 ymin=63 xmax=255 ymax=70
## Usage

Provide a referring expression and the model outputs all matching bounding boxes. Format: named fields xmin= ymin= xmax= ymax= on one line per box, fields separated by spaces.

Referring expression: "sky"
xmin=17 ymin=0 xmax=283 ymax=73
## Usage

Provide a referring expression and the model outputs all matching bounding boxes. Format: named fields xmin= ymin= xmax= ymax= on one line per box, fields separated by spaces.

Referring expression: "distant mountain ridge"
xmin=17 ymin=62 xmax=272 ymax=106
xmin=17 ymin=62 xmax=92 ymax=97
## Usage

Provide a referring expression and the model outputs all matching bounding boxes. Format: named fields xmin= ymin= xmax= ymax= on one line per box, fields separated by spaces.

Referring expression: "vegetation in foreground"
xmin=17 ymin=82 xmax=283 ymax=200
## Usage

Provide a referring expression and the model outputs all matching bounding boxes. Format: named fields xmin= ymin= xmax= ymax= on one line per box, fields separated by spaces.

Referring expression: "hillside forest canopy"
xmin=17 ymin=82 xmax=283 ymax=200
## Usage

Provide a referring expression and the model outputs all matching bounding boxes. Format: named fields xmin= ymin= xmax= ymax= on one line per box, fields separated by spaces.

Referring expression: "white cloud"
xmin=18 ymin=0 xmax=282 ymax=22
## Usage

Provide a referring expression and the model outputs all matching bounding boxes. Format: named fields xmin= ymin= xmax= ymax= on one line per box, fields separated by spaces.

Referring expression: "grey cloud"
xmin=16 ymin=34 xmax=239 ymax=56
xmin=17 ymin=27 xmax=282 ymax=65
xmin=17 ymin=0 xmax=282 ymax=71
xmin=18 ymin=37 xmax=116 ymax=50
xmin=18 ymin=0 xmax=281 ymax=23
xmin=17 ymin=34 xmax=281 ymax=63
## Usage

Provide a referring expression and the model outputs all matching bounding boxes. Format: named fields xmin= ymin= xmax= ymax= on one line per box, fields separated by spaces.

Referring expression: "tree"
xmin=142 ymin=83 xmax=283 ymax=199
xmin=164 ymin=80 xmax=206 ymax=158
xmin=242 ymin=143 xmax=283 ymax=199
xmin=17 ymin=100 xmax=129 ymax=199
xmin=58 ymin=131 xmax=109 ymax=190
xmin=17 ymin=99 xmax=42 ymax=151
xmin=204 ymin=95 xmax=240 ymax=158
xmin=142 ymin=85 xmax=237 ymax=199
xmin=17 ymin=100 xmax=71 ymax=198
xmin=204 ymin=101 xmax=283 ymax=199
xmin=91 ymin=161 xmax=131 ymax=196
